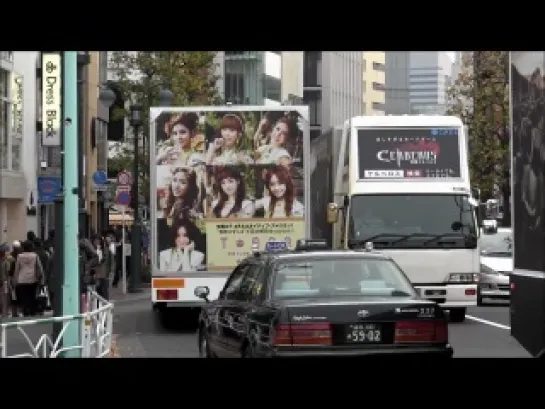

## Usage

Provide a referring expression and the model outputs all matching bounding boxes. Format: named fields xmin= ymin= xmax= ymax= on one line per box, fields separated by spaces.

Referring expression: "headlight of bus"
xmin=447 ymin=273 xmax=479 ymax=283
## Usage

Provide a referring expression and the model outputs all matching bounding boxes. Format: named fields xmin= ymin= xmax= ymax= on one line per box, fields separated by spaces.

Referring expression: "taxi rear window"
xmin=272 ymin=258 xmax=415 ymax=299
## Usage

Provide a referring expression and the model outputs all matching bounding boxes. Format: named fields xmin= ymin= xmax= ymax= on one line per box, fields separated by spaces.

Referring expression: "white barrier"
xmin=0 ymin=288 xmax=114 ymax=358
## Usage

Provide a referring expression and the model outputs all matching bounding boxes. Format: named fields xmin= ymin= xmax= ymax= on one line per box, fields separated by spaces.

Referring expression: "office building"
xmin=303 ymin=51 xmax=364 ymax=140
xmin=0 ymin=51 xmax=27 ymax=243
xmin=362 ymin=52 xmax=386 ymax=115
xmin=385 ymin=51 xmax=411 ymax=114
xmin=409 ymin=51 xmax=453 ymax=114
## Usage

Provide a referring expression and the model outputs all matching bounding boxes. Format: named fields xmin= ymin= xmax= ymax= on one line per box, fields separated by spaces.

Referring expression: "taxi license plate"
xmin=344 ymin=323 xmax=382 ymax=344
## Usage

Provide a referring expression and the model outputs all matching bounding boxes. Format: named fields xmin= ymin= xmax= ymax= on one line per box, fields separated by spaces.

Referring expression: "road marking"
xmin=466 ymin=315 xmax=511 ymax=330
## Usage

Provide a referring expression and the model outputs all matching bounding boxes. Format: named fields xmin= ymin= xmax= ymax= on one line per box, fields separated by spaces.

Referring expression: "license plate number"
xmin=345 ymin=324 xmax=382 ymax=343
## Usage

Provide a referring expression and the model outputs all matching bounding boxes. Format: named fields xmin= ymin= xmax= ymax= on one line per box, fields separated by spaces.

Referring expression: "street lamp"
xmin=99 ymin=86 xmax=116 ymax=109
xmin=128 ymin=85 xmax=173 ymax=293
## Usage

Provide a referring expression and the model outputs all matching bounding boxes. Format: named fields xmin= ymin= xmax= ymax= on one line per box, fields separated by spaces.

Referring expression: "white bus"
xmin=325 ymin=115 xmax=480 ymax=322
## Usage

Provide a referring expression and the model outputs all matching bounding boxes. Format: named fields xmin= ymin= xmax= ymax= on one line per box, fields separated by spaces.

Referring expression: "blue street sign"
xmin=92 ymin=170 xmax=108 ymax=186
xmin=37 ymin=176 xmax=62 ymax=205
xmin=117 ymin=191 xmax=131 ymax=206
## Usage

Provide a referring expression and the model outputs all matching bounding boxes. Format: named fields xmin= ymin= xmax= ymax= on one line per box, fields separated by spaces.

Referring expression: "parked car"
xmin=478 ymin=225 xmax=512 ymax=306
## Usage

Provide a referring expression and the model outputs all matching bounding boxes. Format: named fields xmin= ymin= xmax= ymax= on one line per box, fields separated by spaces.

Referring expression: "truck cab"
xmin=325 ymin=115 xmax=480 ymax=322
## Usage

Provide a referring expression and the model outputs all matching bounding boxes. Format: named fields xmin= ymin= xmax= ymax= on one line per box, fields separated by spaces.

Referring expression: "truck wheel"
xmin=449 ymin=308 xmax=466 ymax=323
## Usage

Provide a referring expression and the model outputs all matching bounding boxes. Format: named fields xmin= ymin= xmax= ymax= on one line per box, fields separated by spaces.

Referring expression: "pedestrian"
xmin=9 ymin=241 xmax=22 ymax=317
xmin=112 ymin=229 xmax=123 ymax=288
xmin=0 ymin=243 xmax=11 ymax=318
xmin=13 ymin=240 xmax=44 ymax=317
xmin=92 ymin=234 xmax=114 ymax=300
xmin=79 ymin=232 xmax=99 ymax=293
xmin=33 ymin=238 xmax=52 ymax=313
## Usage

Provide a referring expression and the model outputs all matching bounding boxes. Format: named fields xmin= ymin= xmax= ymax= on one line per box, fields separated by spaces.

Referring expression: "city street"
xmin=113 ymin=297 xmax=531 ymax=358
xmin=1 ymin=294 xmax=530 ymax=358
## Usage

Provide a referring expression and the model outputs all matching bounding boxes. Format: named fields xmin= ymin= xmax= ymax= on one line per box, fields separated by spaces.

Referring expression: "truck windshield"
xmin=347 ymin=194 xmax=477 ymax=249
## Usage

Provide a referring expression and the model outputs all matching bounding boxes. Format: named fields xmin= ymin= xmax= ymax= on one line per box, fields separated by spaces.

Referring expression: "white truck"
xmin=315 ymin=115 xmax=480 ymax=322
xmin=149 ymin=106 xmax=310 ymax=326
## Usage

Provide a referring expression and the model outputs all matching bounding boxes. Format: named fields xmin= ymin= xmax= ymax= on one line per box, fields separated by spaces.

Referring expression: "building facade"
xmin=0 ymin=51 xmax=27 ymax=243
xmin=362 ymin=52 xmax=386 ymax=115
xmin=385 ymin=51 xmax=411 ymax=114
xmin=409 ymin=51 xmax=453 ymax=114
xmin=303 ymin=51 xmax=364 ymax=140
xmin=36 ymin=51 xmax=109 ymax=239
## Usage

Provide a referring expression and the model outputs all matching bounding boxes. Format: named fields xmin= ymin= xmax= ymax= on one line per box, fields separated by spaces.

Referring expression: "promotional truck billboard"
xmin=150 ymin=106 xmax=309 ymax=274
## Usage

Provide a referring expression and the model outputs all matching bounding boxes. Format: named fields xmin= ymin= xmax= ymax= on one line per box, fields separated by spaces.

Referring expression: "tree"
xmin=446 ymin=51 xmax=510 ymax=222
xmin=107 ymin=51 xmax=223 ymax=204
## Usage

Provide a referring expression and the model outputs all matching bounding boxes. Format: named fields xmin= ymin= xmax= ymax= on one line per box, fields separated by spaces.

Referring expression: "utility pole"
xmin=62 ymin=51 xmax=81 ymax=357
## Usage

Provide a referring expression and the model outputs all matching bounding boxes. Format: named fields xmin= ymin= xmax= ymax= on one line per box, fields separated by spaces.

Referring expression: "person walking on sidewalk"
xmin=13 ymin=240 xmax=44 ymax=317
xmin=0 ymin=244 xmax=11 ymax=318
xmin=92 ymin=235 xmax=114 ymax=300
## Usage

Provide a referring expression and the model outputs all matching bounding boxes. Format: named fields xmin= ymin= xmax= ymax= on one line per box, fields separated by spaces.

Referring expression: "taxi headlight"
xmin=447 ymin=273 xmax=479 ymax=283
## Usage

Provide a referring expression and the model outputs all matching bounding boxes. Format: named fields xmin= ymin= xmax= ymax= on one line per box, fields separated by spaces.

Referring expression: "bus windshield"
xmin=347 ymin=194 xmax=477 ymax=249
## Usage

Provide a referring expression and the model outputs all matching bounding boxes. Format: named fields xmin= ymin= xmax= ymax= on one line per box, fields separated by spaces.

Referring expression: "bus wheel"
xmin=449 ymin=308 xmax=466 ymax=323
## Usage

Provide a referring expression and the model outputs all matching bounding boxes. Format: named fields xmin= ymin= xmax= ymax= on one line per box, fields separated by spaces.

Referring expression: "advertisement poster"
xmin=510 ymin=52 xmax=545 ymax=273
xmin=152 ymin=108 xmax=307 ymax=272
xmin=357 ymin=128 xmax=461 ymax=179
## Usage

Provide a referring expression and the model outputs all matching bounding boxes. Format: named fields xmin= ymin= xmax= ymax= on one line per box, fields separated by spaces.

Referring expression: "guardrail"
xmin=0 ymin=288 xmax=114 ymax=358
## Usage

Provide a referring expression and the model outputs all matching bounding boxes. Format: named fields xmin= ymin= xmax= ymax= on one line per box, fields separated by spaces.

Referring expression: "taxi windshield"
xmin=272 ymin=257 xmax=416 ymax=299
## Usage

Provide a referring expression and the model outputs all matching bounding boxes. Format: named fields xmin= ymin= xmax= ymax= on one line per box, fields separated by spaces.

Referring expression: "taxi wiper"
xmin=348 ymin=234 xmax=407 ymax=248
xmin=422 ymin=233 xmax=465 ymax=245
xmin=391 ymin=290 xmax=413 ymax=297
xmin=391 ymin=233 xmax=435 ymax=244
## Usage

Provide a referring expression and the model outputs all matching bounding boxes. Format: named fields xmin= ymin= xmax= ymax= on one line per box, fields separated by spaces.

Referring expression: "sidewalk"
xmin=110 ymin=283 xmax=151 ymax=303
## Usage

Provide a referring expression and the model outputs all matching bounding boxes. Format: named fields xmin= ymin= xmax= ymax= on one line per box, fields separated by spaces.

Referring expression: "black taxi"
xmin=195 ymin=239 xmax=454 ymax=358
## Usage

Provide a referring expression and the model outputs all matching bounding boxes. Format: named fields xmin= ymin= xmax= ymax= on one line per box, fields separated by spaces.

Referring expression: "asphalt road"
xmin=113 ymin=298 xmax=532 ymax=358
xmin=0 ymin=295 xmax=531 ymax=358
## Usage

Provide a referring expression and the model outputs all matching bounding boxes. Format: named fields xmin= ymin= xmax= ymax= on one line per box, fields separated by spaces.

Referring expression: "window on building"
xmin=363 ymin=59 xmax=367 ymax=72
xmin=225 ymin=73 xmax=245 ymax=104
xmin=308 ymin=97 xmax=321 ymax=127
xmin=0 ymin=68 xmax=9 ymax=169
xmin=310 ymin=129 xmax=321 ymax=140
xmin=263 ymin=74 xmax=281 ymax=103
xmin=372 ymin=62 xmax=386 ymax=72
xmin=304 ymin=52 xmax=321 ymax=87
xmin=372 ymin=82 xmax=385 ymax=91
xmin=372 ymin=102 xmax=386 ymax=111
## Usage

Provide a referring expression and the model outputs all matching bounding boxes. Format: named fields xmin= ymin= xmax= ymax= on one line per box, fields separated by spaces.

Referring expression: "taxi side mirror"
xmin=327 ymin=203 xmax=339 ymax=224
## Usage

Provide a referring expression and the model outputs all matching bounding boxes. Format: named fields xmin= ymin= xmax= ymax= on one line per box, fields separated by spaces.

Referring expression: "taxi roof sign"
xmin=295 ymin=238 xmax=328 ymax=251
xmin=265 ymin=240 xmax=289 ymax=252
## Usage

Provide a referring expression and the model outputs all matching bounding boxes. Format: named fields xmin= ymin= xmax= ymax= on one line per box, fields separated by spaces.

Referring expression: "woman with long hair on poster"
xmin=208 ymin=167 xmax=254 ymax=218
xmin=159 ymin=218 xmax=205 ymax=272
xmin=253 ymin=114 xmax=299 ymax=167
xmin=205 ymin=114 xmax=254 ymax=166
xmin=164 ymin=166 xmax=202 ymax=225
xmin=156 ymin=113 xmax=205 ymax=167
xmin=254 ymin=165 xmax=304 ymax=218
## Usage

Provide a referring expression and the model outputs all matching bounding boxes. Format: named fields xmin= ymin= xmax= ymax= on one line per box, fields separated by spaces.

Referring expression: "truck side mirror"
xmin=327 ymin=203 xmax=339 ymax=224
xmin=477 ymin=203 xmax=486 ymax=227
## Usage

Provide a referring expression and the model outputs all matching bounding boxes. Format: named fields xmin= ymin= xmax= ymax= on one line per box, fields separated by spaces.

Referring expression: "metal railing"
xmin=0 ymin=288 xmax=114 ymax=358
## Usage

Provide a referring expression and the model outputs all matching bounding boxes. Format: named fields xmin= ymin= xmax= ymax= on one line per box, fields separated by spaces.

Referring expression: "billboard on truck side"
xmin=150 ymin=106 xmax=310 ymax=274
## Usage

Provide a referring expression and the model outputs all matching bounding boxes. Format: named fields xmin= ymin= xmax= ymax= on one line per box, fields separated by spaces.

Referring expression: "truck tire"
xmin=449 ymin=308 xmax=466 ymax=323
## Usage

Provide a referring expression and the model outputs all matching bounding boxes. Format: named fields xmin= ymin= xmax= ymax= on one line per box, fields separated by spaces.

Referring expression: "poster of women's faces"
xmin=152 ymin=108 xmax=307 ymax=272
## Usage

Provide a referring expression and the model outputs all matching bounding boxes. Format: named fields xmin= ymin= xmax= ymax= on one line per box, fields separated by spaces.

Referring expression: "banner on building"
xmin=11 ymin=72 xmax=23 ymax=136
xmin=41 ymin=52 xmax=62 ymax=147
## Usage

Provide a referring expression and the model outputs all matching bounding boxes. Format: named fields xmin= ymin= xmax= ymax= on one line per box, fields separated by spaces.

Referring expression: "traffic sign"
xmin=116 ymin=170 xmax=132 ymax=186
xmin=116 ymin=190 xmax=131 ymax=206
xmin=92 ymin=170 xmax=108 ymax=191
